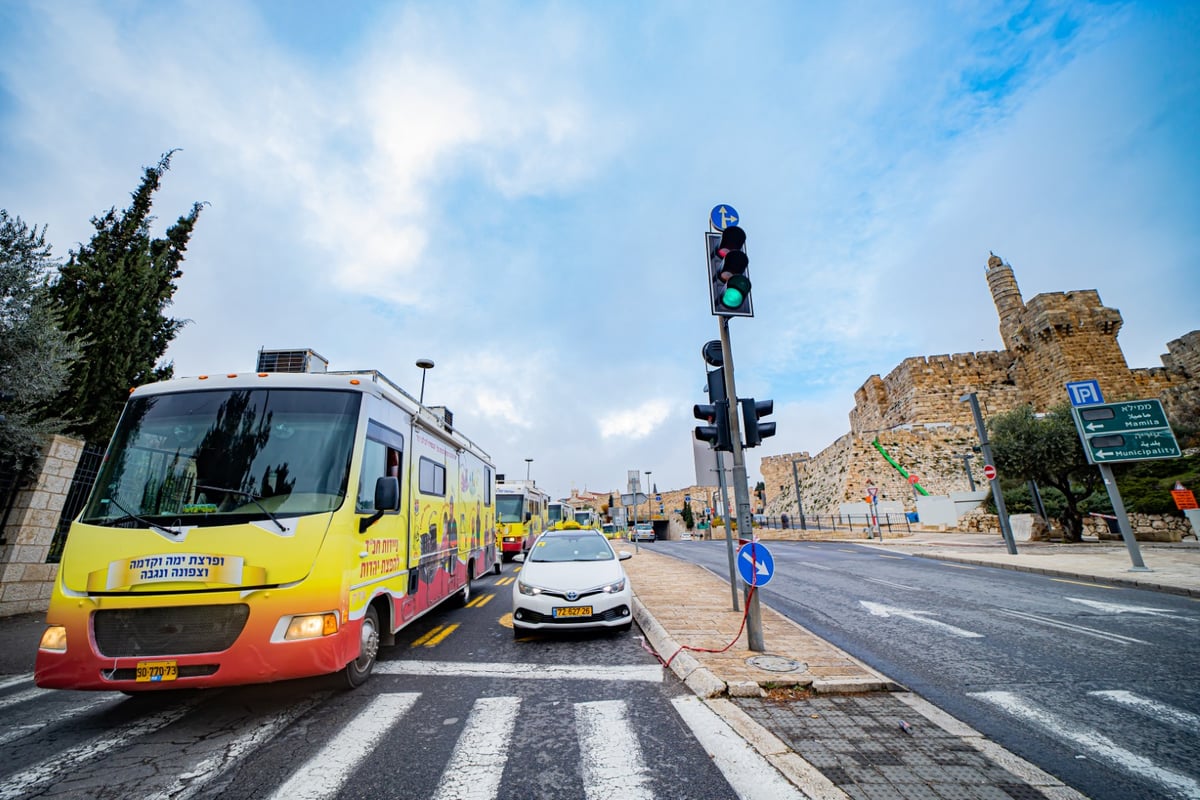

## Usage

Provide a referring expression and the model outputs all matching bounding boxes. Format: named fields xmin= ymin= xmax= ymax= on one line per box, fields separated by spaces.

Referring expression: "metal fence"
xmin=750 ymin=513 xmax=914 ymax=537
xmin=47 ymin=443 xmax=106 ymax=563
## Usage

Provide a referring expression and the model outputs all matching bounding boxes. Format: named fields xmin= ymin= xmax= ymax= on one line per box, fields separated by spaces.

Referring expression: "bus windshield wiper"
xmin=196 ymin=485 xmax=287 ymax=532
xmin=99 ymin=496 xmax=182 ymax=536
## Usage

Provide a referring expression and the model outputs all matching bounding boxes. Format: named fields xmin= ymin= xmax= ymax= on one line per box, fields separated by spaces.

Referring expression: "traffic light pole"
xmin=718 ymin=316 xmax=765 ymax=652
xmin=714 ymin=449 xmax=739 ymax=613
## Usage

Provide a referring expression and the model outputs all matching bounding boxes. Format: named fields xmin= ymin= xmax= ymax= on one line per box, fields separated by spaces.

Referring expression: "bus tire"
xmin=493 ymin=558 xmax=502 ymax=575
xmin=455 ymin=565 xmax=473 ymax=607
xmin=343 ymin=606 xmax=380 ymax=689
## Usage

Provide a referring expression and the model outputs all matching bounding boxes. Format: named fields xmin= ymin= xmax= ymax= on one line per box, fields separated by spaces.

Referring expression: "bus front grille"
xmin=93 ymin=604 xmax=250 ymax=657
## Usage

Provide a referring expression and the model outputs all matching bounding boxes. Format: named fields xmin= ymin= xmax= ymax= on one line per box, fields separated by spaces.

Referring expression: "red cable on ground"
xmin=640 ymin=541 xmax=763 ymax=670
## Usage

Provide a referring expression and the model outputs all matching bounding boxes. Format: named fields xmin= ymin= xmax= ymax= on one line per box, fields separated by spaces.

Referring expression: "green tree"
xmin=45 ymin=151 xmax=205 ymax=444
xmin=680 ymin=502 xmax=695 ymax=530
xmin=988 ymin=404 xmax=1101 ymax=542
xmin=0 ymin=210 xmax=79 ymax=482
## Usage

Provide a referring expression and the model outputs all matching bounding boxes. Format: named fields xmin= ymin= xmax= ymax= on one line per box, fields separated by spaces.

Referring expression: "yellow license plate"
xmin=553 ymin=606 xmax=592 ymax=618
xmin=136 ymin=660 xmax=178 ymax=683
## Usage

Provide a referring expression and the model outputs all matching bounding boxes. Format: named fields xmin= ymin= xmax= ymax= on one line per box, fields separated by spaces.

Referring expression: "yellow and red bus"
xmin=496 ymin=479 xmax=549 ymax=559
xmin=35 ymin=367 xmax=497 ymax=691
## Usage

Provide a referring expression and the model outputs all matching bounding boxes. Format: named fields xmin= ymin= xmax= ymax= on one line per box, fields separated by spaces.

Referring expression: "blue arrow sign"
xmin=737 ymin=541 xmax=775 ymax=587
xmin=710 ymin=204 xmax=739 ymax=231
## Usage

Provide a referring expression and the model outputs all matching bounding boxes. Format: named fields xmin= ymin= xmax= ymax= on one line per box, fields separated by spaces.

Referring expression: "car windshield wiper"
xmin=195 ymin=485 xmax=287 ymax=532
xmin=98 ymin=496 xmax=182 ymax=536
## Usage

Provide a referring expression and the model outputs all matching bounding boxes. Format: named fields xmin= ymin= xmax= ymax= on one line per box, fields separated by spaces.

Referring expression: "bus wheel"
xmin=343 ymin=606 xmax=380 ymax=689
xmin=455 ymin=567 xmax=473 ymax=607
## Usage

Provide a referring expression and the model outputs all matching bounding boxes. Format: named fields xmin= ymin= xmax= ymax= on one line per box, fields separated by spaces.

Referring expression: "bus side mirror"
xmin=361 ymin=476 xmax=400 ymax=533
xmin=375 ymin=476 xmax=400 ymax=511
xmin=525 ymin=511 xmax=532 ymax=522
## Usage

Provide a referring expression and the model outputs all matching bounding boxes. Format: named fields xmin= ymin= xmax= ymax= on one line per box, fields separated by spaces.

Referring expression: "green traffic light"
xmin=721 ymin=275 xmax=751 ymax=308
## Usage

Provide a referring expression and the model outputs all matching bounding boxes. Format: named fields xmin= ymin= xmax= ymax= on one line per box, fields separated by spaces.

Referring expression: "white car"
xmin=631 ymin=523 xmax=655 ymax=542
xmin=512 ymin=528 xmax=634 ymax=636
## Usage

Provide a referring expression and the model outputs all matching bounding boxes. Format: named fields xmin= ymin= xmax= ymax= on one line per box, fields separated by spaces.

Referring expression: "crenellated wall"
xmin=764 ymin=253 xmax=1200 ymax=521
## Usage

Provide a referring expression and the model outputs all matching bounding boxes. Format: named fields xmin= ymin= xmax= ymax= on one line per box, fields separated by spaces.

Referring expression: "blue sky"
xmin=2 ymin=1 xmax=1197 ymax=502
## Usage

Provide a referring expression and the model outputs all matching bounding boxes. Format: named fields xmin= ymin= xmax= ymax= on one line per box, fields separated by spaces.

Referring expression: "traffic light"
xmin=694 ymin=367 xmax=732 ymax=451
xmin=740 ymin=398 xmax=776 ymax=447
xmin=706 ymin=225 xmax=753 ymax=317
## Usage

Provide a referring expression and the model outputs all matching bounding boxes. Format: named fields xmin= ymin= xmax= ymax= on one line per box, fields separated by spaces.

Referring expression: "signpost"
xmin=1068 ymin=390 xmax=1181 ymax=570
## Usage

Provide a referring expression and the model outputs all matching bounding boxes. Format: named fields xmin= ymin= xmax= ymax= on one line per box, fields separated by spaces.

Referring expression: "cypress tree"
xmin=46 ymin=151 xmax=205 ymax=444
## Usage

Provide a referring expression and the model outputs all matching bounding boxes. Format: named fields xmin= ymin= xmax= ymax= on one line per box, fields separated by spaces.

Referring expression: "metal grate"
xmin=47 ymin=442 xmax=106 ymax=563
xmin=93 ymin=604 xmax=250 ymax=657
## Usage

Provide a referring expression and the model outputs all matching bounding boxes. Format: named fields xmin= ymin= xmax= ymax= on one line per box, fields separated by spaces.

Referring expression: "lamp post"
xmin=960 ymin=392 xmax=1017 ymax=554
xmin=957 ymin=453 xmax=977 ymax=491
xmin=415 ymin=358 xmax=435 ymax=404
xmin=524 ymin=458 xmax=533 ymax=483
xmin=644 ymin=470 xmax=652 ymax=526
xmin=790 ymin=459 xmax=808 ymax=530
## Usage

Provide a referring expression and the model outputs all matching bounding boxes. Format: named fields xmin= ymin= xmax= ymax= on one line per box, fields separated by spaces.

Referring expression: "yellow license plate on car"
xmin=553 ymin=606 xmax=592 ymax=618
xmin=136 ymin=660 xmax=178 ymax=682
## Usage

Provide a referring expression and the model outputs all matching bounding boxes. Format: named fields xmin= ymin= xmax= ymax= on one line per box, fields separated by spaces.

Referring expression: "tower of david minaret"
xmin=986 ymin=253 xmax=1132 ymax=409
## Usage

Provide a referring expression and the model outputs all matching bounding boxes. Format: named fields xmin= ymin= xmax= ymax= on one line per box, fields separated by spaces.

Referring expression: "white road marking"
xmin=996 ymin=608 xmax=1148 ymax=645
xmin=1090 ymin=690 xmax=1200 ymax=730
xmin=970 ymin=690 xmax=1200 ymax=799
xmin=0 ymin=673 xmax=34 ymax=691
xmin=0 ymin=698 xmax=200 ymax=800
xmin=0 ymin=693 xmax=116 ymax=746
xmin=863 ymin=577 xmax=921 ymax=591
xmin=376 ymin=660 xmax=663 ymax=683
xmin=1066 ymin=597 xmax=1192 ymax=619
xmin=575 ymin=700 xmax=654 ymax=800
xmin=431 ymin=696 xmax=521 ymax=800
xmin=671 ymin=696 xmax=805 ymax=800
xmin=799 ymin=562 xmax=833 ymax=571
xmin=143 ymin=694 xmax=328 ymax=800
xmin=268 ymin=692 xmax=419 ymax=800
xmin=0 ymin=685 xmax=53 ymax=711
xmin=860 ymin=601 xmax=984 ymax=638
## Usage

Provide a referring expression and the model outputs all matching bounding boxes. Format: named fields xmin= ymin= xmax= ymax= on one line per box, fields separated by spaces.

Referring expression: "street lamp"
xmin=644 ymin=471 xmax=652 ymax=523
xmin=790 ymin=459 xmax=808 ymax=530
xmin=525 ymin=458 xmax=533 ymax=483
xmin=415 ymin=358 xmax=434 ymax=405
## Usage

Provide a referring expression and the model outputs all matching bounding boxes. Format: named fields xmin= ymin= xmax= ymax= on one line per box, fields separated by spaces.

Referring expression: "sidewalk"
xmin=621 ymin=533 xmax=1200 ymax=799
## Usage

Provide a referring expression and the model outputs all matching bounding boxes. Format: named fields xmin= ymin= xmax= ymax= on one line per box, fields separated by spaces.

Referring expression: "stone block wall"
xmin=0 ymin=435 xmax=79 ymax=617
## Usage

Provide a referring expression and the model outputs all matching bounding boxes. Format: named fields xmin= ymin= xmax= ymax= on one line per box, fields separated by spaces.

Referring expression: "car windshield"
xmin=81 ymin=388 xmax=360 ymax=527
xmin=529 ymin=533 xmax=613 ymax=563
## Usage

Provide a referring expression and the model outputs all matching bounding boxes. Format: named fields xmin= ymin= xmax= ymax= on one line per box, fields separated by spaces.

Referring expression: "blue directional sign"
xmin=1066 ymin=380 xmax=1104 ymax=407
xmin=737 ymin=541 xmax=775 ymax=587
xmin=710 ymin=204 xmax=740 ymax=231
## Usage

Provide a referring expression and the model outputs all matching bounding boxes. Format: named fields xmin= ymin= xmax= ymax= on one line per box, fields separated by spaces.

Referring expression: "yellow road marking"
xmin=412 ymin=623 xmax=460 ymax=647
xmin=466 ymin=593 xmax=496 ymax=608
xmin=1051 ymin=578 xmax=1119 ymax=590
xmin=496 ymin=577 xmax=515 ymax=586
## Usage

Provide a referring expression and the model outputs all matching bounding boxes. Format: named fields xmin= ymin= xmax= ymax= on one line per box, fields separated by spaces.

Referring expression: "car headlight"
xmin=601 ymin=578 xmax=626 ymax=594
xmin=517 ymin=581 xmax=543 ymax=596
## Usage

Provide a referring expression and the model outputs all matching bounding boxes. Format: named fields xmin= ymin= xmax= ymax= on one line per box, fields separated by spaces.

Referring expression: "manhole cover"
xmin=745 ymin=655 xmax=807 ymax=673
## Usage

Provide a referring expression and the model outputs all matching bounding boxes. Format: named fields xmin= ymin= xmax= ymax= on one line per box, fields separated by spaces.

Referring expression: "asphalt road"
xmin=652 ymin=539 xmax=1200 ymax=800
xmin=0 ymin=565 xmax=759 ymax=800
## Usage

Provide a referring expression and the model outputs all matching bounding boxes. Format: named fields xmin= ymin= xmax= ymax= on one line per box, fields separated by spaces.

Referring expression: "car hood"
xmin=519 ymin=559 xmax=625 ymax=592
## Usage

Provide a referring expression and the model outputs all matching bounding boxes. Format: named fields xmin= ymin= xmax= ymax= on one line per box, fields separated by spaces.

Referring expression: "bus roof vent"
xmin=256 ymin=348 xmax=329 ymax=374
xmin=429 ymin=406 xmax=454 ymax=432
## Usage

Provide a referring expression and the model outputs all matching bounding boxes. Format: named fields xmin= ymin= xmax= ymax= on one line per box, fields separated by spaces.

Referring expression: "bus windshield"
xmin=81 ymin=388 xmax=361 ymax=526
xmin=496 ymin=495 xmax=525 ymax=523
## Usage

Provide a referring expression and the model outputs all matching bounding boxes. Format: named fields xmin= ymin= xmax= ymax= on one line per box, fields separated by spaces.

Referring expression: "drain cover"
xmin=746 ymin=655 xmax=807 ymax=673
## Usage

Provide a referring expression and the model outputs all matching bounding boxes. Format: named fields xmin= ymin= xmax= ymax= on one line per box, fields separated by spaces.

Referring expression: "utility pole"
xmin=961 ymin=392 xmax=1017 ymax=555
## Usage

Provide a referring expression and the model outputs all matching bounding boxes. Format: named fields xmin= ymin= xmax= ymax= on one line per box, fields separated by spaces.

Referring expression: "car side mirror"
xmin=618 ymin=552 xmax=633 ymax=560
xmin=513 ymin=553 xmax=525 ymax=563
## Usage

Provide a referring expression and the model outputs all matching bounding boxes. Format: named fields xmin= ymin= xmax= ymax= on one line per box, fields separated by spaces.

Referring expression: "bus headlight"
xmin=284 ymin=613 xmax=339 ymax=640
xmin=39 ymin=625 xmax=68 ymax=651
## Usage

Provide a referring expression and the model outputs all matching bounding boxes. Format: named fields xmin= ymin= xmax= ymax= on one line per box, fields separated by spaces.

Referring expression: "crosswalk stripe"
xmin=0 ymin=693 xmax=116 ymax=747
xmin=1090 ymin=689 xmax=1200 ymax=730
xmin=267 ymin=692 xmax=419 ymax=800
xmin=970 ymin=690 xmax=1200 ymax=799
xmin=0 ymin=697 xmax=201 ymax=800
xmin=671 ymin=696 xmax=805 ymax=800
xmin=575 ymin=700 xmax=654 ymax=800
xmin=142 ymin=694 xmax=328 ymax=800
xmin=375 ymin=660 xmax=663 ymax=682
xmin=0 ymin=673 xmax=34 ymax=691
xmin=431 ymin=696 xmax=521 ymax=800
